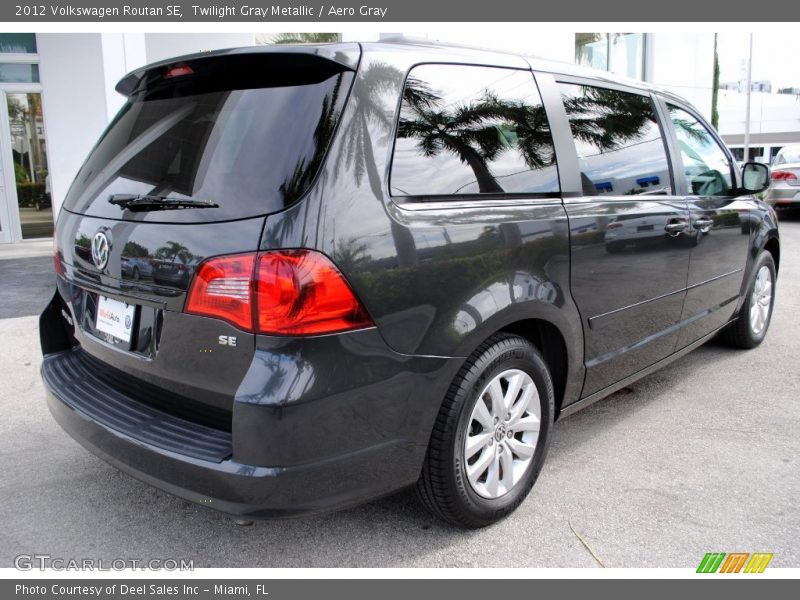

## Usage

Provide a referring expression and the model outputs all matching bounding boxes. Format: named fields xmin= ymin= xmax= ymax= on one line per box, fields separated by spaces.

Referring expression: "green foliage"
xmin=711 ymin=34 xmax=720 ymax=130
xmin=14 ymin=162 xmax=30 ymax=183
xmin=75 ymin=233 xmax=90 ymax=249
xmin=713 ymin=211 xmax=741 ymax=227
xmin=272 ymin=33 xmax=339 ymax=44
xmin=123 ymin=241 xmax=150 ymax=258
xmin=15 ymin=182 xmax=45 ymax=207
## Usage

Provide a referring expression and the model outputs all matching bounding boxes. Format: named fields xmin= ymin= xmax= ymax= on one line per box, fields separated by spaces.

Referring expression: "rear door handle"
xmin=664 ymin=222 xmax=687 ymax=235
xmin=693 ymin=218 xmax=714 ymax=229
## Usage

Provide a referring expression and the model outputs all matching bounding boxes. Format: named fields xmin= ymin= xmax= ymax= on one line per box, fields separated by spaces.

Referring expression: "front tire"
xmin=416 ymin=334 xmax=554 ymax=528
xmin=719 ymin=250 xmax=776 ymax=349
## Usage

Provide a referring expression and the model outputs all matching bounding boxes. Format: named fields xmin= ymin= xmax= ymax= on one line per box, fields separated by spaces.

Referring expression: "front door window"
xmin=667 ymin=105 xmax=734 ymax=197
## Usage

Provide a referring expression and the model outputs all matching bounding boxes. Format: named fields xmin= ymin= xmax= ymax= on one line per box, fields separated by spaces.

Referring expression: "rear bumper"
xmin=44 ymin=374 xmax=415 ymax=517
xmin=765 ymin=186 xmax=800 ymax=206
xmin=41 ymin=311 xmax=461 ymax=517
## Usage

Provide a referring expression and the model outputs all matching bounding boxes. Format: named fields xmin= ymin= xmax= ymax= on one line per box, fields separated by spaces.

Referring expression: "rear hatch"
xmin=53 ymin=45 xmax=359 ymax=421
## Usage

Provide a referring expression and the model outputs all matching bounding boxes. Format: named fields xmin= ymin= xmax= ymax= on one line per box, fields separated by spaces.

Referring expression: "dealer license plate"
xmin=95 ymin=296 xmax=136 ymax=343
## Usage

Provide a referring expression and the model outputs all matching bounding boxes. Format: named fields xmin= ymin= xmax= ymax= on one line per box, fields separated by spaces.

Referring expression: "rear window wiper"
xmin=109 ymin=194 xmax=219 ymax=212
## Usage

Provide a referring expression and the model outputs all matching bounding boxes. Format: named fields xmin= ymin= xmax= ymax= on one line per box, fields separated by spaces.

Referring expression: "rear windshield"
xmin=63 ymin=61 xmax=354 ymax=222
xmin=775 ymin=148 xmax=800 ymax=165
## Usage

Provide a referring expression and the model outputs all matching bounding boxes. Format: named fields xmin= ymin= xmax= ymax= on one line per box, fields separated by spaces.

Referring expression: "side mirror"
xmin=739 ymin=162 xmax=770 ymax=195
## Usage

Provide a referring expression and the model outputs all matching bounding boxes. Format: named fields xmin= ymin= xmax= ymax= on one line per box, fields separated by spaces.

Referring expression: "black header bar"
xmin=4 ymin=0 xmax=800 ymax=22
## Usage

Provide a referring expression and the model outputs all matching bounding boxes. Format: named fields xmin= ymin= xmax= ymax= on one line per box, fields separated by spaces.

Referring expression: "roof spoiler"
xmin=116 ymin=43 xmax=361 ymax=97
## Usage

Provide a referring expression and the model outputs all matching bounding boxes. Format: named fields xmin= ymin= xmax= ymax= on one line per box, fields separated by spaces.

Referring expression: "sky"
xmin=717 ymin=33 xmax=798 ymax=91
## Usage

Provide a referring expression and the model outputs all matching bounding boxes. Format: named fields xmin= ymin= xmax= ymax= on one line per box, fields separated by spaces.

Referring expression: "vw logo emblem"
xmin=91 ymin=231 xmax=110 ymax=270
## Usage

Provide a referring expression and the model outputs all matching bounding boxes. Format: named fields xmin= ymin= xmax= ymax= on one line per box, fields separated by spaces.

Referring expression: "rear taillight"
xmin=185 ymin=250 xmax=373 ymax=336
xmin=255 ymin=250 xmax=373 ymax=335
xmin=771 ymin=170 xmax=797 ymax=181
xmin=185 ymin=254 xmax=255 ymax=330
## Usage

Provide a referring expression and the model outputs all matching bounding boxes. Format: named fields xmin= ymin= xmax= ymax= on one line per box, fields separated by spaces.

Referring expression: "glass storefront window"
xmin=576 ymin=33 xmax=645 ymax=80
xmin=0 ymin=63 xmax=39 ymax=83
xmin=575 ymin=33 xmax=608 ymax=71
xmin=610 ymin=33 xmax=644 ymax=80
xmin=0 ymin=33 xmax=37 ymax=54
xmin=7 ymin=92 xmax=53 ymax=239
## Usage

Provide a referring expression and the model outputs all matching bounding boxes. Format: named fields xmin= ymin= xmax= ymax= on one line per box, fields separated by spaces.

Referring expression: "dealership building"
xmin=0 ymin=31 xmax=797 ymax=246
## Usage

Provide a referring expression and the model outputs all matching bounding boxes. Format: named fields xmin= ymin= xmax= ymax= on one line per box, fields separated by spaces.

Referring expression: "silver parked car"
xmin=765 ymin=144 xmax=800 ymax=209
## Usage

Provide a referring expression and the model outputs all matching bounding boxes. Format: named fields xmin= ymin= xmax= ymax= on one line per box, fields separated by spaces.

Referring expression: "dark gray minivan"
xmin=40 ymin=40 xmax=779 ymax=527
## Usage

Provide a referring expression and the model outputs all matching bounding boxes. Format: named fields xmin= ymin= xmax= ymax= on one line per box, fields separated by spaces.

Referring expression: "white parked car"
xmin=765 ymin=144 xmax=800 ymax=209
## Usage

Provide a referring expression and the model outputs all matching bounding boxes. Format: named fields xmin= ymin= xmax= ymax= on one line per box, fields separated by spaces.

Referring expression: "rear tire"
xmin=719 ymin=250 xmax=776 ymax=349
xmin=416 ymin=334 xmax=554 ymax=528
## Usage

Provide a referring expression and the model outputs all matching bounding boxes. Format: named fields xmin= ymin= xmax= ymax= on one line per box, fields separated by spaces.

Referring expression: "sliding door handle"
xmin=693 ymin=218 xmax=714 ymax=229
xmin=664 ymin=222 xmax=687 ymax=236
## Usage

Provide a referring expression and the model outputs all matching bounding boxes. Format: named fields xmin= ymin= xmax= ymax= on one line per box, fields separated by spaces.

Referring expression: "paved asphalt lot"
xmin=1 ymin=217 xmax=798 ymax=569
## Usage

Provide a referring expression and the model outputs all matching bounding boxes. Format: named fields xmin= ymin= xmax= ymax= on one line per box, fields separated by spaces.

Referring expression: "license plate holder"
xmin=95 ymin=296 xmax=136 ymax=345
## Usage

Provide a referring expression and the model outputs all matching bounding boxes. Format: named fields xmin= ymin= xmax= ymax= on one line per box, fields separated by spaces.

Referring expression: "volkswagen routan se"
xmin=41 ymin=40 xmax=779 ymax=527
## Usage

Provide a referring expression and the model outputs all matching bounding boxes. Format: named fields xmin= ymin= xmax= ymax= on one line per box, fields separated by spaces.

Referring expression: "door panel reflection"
xmin=566 ymin=199 xmax=691 ymax=395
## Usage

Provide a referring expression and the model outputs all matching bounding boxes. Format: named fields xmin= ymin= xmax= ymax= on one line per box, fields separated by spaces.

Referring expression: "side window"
xmin=559 ymin=83 xmax=671 ymax=196
xmin=667 ymin=105 xmax=734 ymax=197
xmin=390 ymin=65 xmax=559 ymax=197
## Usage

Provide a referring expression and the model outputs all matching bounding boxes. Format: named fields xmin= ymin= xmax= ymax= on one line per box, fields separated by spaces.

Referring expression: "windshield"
xmin=63 ymin=67 xmax=354 ymax=222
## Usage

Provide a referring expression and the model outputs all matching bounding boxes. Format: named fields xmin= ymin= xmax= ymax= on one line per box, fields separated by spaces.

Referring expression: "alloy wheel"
xmin=749 ymin=265 xmax=773 ymax=336
xmin=463 ymin=369 xmax=541 ymax=499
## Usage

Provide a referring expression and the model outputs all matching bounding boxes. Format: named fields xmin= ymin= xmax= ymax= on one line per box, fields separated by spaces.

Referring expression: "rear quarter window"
xmin=390 ymin=64 xmax=559 ymax=198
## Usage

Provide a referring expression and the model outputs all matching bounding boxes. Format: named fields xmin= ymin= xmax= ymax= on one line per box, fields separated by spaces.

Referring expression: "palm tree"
xmin=335 ymin=62 xmax=419 ymax=267
xmin=399 ymin=82 xmax=657 ymax=196
xmin=397 ymin=78 xmax=565 ymax=195
xmin=155 ymin=240 xmax=193 ymax=264
xmin=279 ymin=74 xmax=346 ymax=206
xmin=332 ymin=237 xmax=372 ymax=273
xmin=483 ymin=92 xmax=556 ymax=171
xmin=560 ymin=86 xmax=652 ymax=151
xmin=669 ymin=114 xmax=709 ymax=145
xmin=397 ymin=89 xmax=510 ymax=193
xmin=334 ymin=62 xmax=399 ymax=198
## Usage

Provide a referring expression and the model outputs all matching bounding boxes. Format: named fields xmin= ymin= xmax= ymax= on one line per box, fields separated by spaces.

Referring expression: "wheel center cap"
xmin=495 ymin=423 xmax=507 ymax=442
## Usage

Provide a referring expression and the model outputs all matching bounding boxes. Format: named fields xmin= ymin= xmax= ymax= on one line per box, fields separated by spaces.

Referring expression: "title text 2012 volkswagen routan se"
xmin=41 ymin=40 xmax=779 ymax=527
